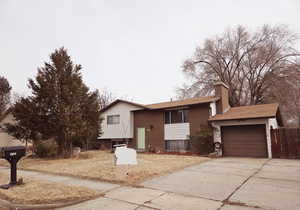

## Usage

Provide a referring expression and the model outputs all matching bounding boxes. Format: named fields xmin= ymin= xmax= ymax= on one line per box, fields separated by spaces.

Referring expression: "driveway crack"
xmin=217 ymin=159 xmax=270 ymax=210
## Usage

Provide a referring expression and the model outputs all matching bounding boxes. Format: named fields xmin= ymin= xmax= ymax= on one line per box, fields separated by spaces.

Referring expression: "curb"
xmin=0 ymin=197 xmax=93 ymax=210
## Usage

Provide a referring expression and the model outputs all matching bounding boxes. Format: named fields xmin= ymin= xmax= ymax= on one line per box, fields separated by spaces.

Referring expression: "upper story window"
xmin=165 ymin=109 xmax=188 ymax=124
xmin=107 ymin=115 xmax=120 ymax=124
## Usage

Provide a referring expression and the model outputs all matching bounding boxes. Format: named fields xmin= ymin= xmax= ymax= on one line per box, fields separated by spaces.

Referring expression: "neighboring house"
xmin=99 ymin=82 xmax=282 ymax=158
xmin=0 ymin=113 xmax=23 ymax=148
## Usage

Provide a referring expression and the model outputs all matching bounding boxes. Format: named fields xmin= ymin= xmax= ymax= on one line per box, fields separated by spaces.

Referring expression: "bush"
xmin=190 ymin=136 xmax=214 ymax=155
xmin=35 ymin=140 xmax=58 ymax=158
xmin=190 ymin=125 xmax=214 ymax=155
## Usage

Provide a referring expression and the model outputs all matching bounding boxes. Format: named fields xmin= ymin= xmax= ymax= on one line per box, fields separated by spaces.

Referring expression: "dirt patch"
xmin=0 ymin=172 xmax=102 ymax=205
xmin=0 ymin=151 xmax=210 ymax=184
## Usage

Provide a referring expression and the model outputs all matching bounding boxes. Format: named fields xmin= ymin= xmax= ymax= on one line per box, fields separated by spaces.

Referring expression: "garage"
xmin=221 ymin=124 xmax=268 ymax=158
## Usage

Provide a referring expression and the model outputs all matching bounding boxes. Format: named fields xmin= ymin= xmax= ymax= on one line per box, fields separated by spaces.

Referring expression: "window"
xmin=165 ymin=140 xmax=190 ymax=152
xmin=165 ymin=112 xmax=171 ymax=124
xmin=164 ymin=109 xmax=188 ymax=124
xmin=107 ymin=115 xmax=120 ymax=124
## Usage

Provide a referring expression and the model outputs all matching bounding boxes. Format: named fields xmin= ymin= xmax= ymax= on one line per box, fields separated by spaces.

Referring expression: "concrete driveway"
xmin=57 ymin=158 xmax=300 ymax=210
xmin=142 ymin=158 xmax=300 ymax=210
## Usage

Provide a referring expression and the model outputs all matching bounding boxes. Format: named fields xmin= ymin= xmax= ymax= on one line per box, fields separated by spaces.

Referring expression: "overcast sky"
xmin=1 ymin=0 xmax=299 ymax=104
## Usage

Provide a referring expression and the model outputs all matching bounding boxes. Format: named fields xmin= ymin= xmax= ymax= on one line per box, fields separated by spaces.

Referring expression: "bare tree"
xmin=97 ymin=89 xmax=134 ymax=110
xmin=179 ymin=25 xmax=300 ymax=106
xmin=264 ymin=62 xmax=300 ymax=126
xmin=97 ymin=88 xmax=116 ymax=110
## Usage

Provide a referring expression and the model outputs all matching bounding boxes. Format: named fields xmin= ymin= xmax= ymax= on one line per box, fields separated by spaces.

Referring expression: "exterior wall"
xmin=189 ymin=104 xmax=211 ymax=137
xmin=133 ymin=103 xmax=212 ymax=153
xmin=211 ymin=118 xmax=278 ymax=158
xmin=133 ymin=110 xmax=165 ymax=152
xmin=188 ymin=104 xmax=212 ymax=154
xmin=0 ymin=114 xmax=23 ymax=147
xmin=0 ymin=132 xmax=23 ymax=147
xmin=99 ymin=102 xmax=142 ymax=139
xmin=164 ymin=123 xmax=190 ymax=140
xmin=210 ymin=102 xmax=217 ymax=117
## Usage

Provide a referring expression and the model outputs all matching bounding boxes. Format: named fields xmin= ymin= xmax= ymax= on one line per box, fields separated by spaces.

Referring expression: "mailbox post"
xmin=0 ymin=146 xmax=26 ymax=189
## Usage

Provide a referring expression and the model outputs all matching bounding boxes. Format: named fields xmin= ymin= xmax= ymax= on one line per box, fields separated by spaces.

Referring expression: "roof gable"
xmin=100 ymin=99 xmax=147 ymax=113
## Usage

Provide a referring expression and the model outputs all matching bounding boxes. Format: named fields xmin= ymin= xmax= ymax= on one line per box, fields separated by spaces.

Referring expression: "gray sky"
xmin=1 ymin=0 xmax=299 ymax=104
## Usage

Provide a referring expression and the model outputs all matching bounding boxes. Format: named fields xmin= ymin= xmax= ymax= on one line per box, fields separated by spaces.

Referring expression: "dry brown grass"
xmin=0 ymin=172 xmax=102 ymax=205
xmin=0 ymin=150 xmax=210 ymax=184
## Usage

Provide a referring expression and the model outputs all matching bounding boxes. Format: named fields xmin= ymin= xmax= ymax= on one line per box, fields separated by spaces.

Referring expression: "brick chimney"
xmin=214 ymin=81 xmax=230 ymax=114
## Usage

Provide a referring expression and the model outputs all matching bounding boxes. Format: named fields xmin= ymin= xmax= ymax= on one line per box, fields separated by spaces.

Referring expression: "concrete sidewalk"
xmin=59 ymin=187 xmax=223 ymax=210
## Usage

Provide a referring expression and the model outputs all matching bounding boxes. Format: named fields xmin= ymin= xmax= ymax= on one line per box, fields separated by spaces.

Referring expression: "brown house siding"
xmin=189 ymin=104 xmax=211 ymax=135
xmin=133 ymin=103 xmax=212 ymax=153
xmin=189 ymin=104 xmax=212 ymax=153
xmin=133 ymin=110 xmax=165 ymax=152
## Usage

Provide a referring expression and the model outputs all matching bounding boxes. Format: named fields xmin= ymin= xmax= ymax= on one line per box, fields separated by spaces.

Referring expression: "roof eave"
xmin=208 ymin=115 xmax=277 ymax=122
xmin=145 ymin=97 xmax=220 ymax=110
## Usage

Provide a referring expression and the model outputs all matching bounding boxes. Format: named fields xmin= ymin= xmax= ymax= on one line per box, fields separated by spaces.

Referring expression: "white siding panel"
xmin=265 ymin=118 xmax=279 ymax=158
xmin=164 ymin=123 xmax=190 ymax=140
xmin=268 ymin=118 xmax=278 ymax=129
xmin=210 ymin=102 xmax=217 ymax=116
xmin=99 ymin=102 xmax=142 ymax=139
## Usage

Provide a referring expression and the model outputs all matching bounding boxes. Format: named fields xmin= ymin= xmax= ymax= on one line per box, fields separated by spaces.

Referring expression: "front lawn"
xmin=0 ymin=151 xmax=210 ymax=184
xmin=0 ymin=171 xmax=101 ymax=205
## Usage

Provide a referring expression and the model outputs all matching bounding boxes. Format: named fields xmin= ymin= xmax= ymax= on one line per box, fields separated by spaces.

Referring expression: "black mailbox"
xmin=0 ymin=146 xmax=26 ymax=189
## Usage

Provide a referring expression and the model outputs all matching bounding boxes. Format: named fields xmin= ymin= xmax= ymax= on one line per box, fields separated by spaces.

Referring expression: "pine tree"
xmin=6 ymin=47 xmax=101 ymax=157
xmin=0 ymin=76 xmax=11 ymax=118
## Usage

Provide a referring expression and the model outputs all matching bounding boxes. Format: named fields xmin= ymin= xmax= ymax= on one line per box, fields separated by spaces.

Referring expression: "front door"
xmin=137 ymin=128 xmax=145 ymax=150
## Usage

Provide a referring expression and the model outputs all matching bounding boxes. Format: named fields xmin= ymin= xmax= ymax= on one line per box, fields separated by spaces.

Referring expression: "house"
xmin=0 ymin=113 xmax=23 ymax=148
xmin=99 ymin=82 xmax=282 ymax=158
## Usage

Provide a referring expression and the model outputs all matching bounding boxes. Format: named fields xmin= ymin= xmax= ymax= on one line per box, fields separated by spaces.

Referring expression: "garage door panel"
xmin=222 ymin=125 xmax=267 ymax=158
xmin=224 ymin=146 xmax=266 ymax=151
xmin=224 ymin=143 xmax=267 ymax=147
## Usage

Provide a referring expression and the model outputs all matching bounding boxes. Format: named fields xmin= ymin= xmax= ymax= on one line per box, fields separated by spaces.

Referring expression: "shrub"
xmin=190 ymin=125 xmax=214 ymax=155
xmin=35 ymin=140 xmax=58 ymax=158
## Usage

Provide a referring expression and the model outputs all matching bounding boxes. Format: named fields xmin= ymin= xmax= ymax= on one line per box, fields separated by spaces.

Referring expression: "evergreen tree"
xmin=0 ymin=76 xmax=11 ymax=118
xmin=6 ymin=47 xmax=101 ymax=157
